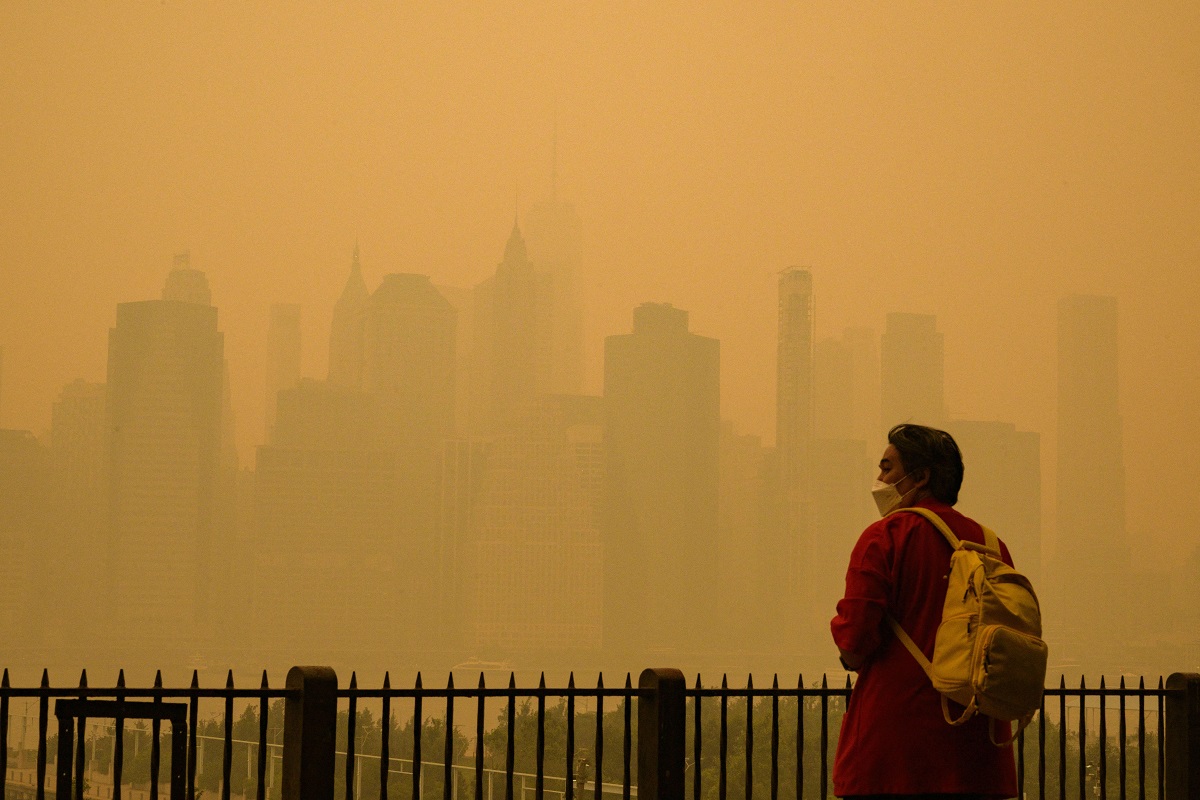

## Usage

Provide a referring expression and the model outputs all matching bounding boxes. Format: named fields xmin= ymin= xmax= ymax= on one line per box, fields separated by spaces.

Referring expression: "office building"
xmin=945 ymin=420 xmax=1041 ymax=585
xmin=1055 ymin=295 xmax=1128 ymax=647
xmin=105 ymin=262 xmax=225 ymax=652
xmin=472 ymin=220 xmax=554 ymax=436
xmin=328 ymin=244 xmax=369 ymax=390
xmin=265 ymin=303 xmax=302 ymax=435
xmin=880 ymin=312 xmax=945 ymax=428
xmin=468 ymin=395 xmax=604 ymax=659
xmin=604 ymin=303 xmax=719 ymax=661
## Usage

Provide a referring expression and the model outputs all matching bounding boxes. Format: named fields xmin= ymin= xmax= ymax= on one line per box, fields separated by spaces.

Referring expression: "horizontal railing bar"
xmin=0 ymin=687 xmax=1170 ymax=699
xmin=0 ymin=688 xmax=294 ymax=699
xmin=54 ymin=699 xmax=187 ymax=720
xmin=339 ymin=688 xmax=638 ymax=699
xmin=1042 ymin=688 xmax=1170 ymax=698
xmin=688 ymin=688 xmax=850 ymax=698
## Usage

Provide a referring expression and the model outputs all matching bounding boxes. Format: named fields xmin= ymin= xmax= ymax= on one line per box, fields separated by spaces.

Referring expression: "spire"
xmin=504 ymin=213 xmax=527 ymax=265
xmin=337 ymin=242 xmax=369 ymax=306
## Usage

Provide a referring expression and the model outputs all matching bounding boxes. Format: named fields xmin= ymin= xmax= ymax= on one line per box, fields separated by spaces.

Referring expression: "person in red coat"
xmin=830 ymin=424 xmax=1018 ymax=799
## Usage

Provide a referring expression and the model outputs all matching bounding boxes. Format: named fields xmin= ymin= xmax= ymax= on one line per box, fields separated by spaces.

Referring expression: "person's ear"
xmin=912 ymin=468 xmax=931 ymax=489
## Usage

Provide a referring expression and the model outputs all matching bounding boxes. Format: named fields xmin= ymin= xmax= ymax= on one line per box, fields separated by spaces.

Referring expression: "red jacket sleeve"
xmin=830 ymin=518 xmax=898 ymax=664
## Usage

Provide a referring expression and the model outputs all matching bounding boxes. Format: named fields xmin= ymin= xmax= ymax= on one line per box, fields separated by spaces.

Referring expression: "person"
xmin=830 ymin=424 xmax=1018 ymax=800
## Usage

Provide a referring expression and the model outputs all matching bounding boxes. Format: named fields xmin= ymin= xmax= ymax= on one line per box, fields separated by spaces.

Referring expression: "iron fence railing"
xmin=0 ymin=668 xmax=293 ymax=800
xmin=2 ymin=667 xmax=1197 ymax=800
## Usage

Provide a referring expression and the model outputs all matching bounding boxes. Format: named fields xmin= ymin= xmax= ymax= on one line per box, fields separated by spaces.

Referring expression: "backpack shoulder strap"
xmin=891 ymin=506 xmax=961 ymax=550
xmin=885 ymin=613 xmax=934 ymax=676
xmin=982 ymin=525 xmax=1001 ymax=556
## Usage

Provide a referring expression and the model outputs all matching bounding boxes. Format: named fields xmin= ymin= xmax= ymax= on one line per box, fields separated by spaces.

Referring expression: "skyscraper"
xmin=880 ymin=312 xmax=946 ymax=428
xmin=768 ymin=268 xmax=815 ymax=650
xmin=467 ymin=395 xmax=604 ymax=660
xmin=42 ymin=380 xmax=108 ymax=651
xmin=364 ymin=273 xmax=457 ymax=447
xmin=328 ymin=244 xmax=369 ymax=390
xmin=776 ymin=268 xmax=814 ymax=482
xmin=365 ymin=272 xmax=458 ymax=651
xmin=1055 ymin=295 xmax=1128 ymax=649
xmin=253 ymin=379 xmax=404 ymax=662
xmin=265 ymin=303 xmax=302 ymax=435
xmin=945 ymin=420 xmax=1041 ymax=585
xmin=472 ymin=219 xmax=553 ymax=436
xmin=105 ymin=262 xmax=225 ymax=654
xmin=524 ymin=194 xmax=585 ymax=395
xmin=604 ymin=303 xmax=719 ymax=661
xmin=0 ymin=430 xmax=50 ymax=649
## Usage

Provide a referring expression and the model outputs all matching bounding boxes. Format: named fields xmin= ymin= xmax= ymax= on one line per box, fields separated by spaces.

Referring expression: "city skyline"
xmin=1 ymin=4 xmax=1197 ymax=677
xmin=3 ymin=6 xmax=1197 ymax=585
xmin=0 ymin=236 xmax=1183 ymax=673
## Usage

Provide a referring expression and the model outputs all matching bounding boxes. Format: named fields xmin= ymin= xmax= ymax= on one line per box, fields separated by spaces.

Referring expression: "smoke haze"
xmin=1 ymin=3 xmax=1198 ymax=675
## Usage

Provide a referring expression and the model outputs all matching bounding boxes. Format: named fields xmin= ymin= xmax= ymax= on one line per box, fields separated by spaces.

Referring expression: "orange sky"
xmin=2 ymin=3 xmax=1198 ymax=567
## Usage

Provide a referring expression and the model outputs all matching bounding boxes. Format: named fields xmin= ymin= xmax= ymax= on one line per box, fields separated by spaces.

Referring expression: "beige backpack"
xmin=886 ymin=507 xmax=1048 ymax=745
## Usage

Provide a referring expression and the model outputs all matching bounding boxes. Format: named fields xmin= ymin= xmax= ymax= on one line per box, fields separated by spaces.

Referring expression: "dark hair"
xmin=887 ymin=423 xmax=964 ymax=505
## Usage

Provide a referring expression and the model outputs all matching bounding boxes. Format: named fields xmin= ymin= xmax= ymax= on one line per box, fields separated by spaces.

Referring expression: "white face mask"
xmin=871 ymin=472 xmax=914 ymax=517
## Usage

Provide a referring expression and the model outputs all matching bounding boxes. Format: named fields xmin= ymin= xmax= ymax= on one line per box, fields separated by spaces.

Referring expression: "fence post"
xmin=1166 ymin=672 xmax=1200 ymax=800
xmin=638 ymin=668 xmax=685 ymax=800
xmin=283 ymin=666 xmax=338 ymax=800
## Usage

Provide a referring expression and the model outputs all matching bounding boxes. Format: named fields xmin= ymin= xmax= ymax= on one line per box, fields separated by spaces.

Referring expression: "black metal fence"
xmin=3 ymin=668 xmax=1198 ymax=800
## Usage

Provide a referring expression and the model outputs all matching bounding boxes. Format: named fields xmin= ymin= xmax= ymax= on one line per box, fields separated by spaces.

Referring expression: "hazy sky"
xmin=2 ymin=4 xmax=1198 ymax=566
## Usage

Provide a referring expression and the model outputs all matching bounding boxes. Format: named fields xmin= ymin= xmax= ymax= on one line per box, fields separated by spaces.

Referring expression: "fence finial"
xmin=40 ymin=668 xmax=49 ymax=688
xmin=349 ymin=672 xmax=358 ymax=690
xmin=448 ymin=672 xmax=455 ymax=690
xmin=79 ymin=669 xmax=87 ymax=688
xmin=191 ymin=670 xmax=200 ymax=689
xmin=227 ymin=670 xmax=235 ymax=689
xmin=386 ymin=672 xmax=394 ymax=690
xmin=117 ymin=669 xmax=126 ymax=689
xmin=154 ymin=670 xmax=163 ymax=689
xmin=262 ymin=670 xmax=269 ymax=690
xmin=1 ymin=668 xmax=7 ymax=688
xmin=480 ymin=672 xmax=487 ymax=690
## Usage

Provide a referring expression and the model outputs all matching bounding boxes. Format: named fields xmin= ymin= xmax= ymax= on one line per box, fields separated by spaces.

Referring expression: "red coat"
xmin=830 ymin=499 xmax=1018 ymax=798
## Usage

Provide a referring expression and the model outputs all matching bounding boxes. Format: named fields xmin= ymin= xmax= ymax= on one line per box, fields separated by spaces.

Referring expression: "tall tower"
xmin=604 ymin=302 xmax=720 ymax=662
xmin=880 ymin=312 xmax=946 ymax=428
xmin=264 ymin=303 xmax=301 ymax=435
xmin=1056 ymin=295 xmax=1127 ymax=649
xmin=105 ymin=262 xmax=224 ymax=654
xmin=770 ymin=268 xmax=816 ymax=650
xmin=364 ymin=273 xmax=457 ymax=446
xmin=524 ymin=140 xmax=585 ymax=396
xmin=776 ymin=268 xmax=814 ymax=485
xmin=473 ymin=219 xmax=553 ymax=436
xmin=328 ymin=244 xmax=369 ymax=390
